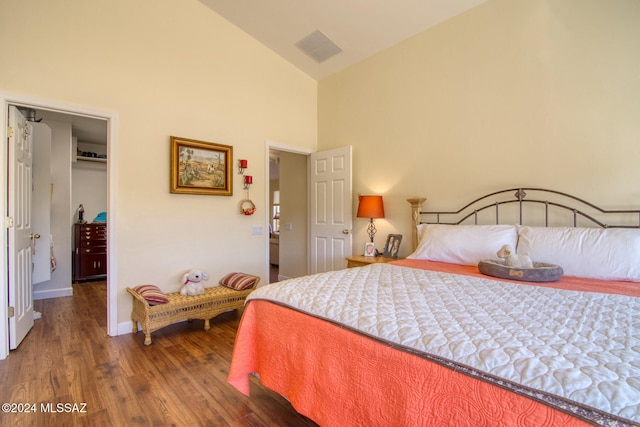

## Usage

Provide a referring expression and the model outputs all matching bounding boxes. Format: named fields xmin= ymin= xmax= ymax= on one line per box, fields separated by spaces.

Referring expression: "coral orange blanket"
xmin=228 ymin=260 xmax=639 ymax=426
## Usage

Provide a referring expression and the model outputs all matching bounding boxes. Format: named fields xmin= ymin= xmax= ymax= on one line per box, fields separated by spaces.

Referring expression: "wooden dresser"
xmin=74 ymin=223 xmax=107 ymax=282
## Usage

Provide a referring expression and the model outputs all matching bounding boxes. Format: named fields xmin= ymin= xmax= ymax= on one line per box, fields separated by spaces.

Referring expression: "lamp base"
xmin=367 ymin=218 xmax=377 ymax=243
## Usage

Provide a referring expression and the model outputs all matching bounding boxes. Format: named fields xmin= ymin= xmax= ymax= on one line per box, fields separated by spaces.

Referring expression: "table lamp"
xmin=356 ymin=195 xmax=385 ymax=243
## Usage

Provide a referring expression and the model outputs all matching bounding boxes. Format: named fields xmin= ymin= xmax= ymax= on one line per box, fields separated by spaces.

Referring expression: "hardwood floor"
xmin=269 ymin=264 xmax=279 ymax=283
xmin=0 ymin=281 xmax=317 ymax=426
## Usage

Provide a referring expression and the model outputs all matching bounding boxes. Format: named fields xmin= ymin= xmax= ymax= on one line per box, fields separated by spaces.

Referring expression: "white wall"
xmin=318 ymin=0 xmax=640 ymax=258
xmin=0 ymin=0 xmax=318 ymax=326
xmin=72 ymin=160 xmax=107 ymax=224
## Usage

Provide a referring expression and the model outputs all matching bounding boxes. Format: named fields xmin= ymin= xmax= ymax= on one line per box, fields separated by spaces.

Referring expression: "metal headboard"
xmin=407 ymin=188 xmax=640 ymax=251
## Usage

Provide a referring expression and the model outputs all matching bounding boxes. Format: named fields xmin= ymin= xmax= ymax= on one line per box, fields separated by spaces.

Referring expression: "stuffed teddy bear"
xmin=180 ymin=269 xmax=209 ymax=296
xmin=496 ymin=244 xmax=533 ymax=268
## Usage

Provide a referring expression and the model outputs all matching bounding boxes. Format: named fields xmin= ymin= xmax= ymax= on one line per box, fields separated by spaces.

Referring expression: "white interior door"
xmin=32 ymin=122 xmax=52 ymax=284
xmin=309 ymin=146 xmax=352 ymax=274
xmin=8 ymin=106 xmax=35 ymax=349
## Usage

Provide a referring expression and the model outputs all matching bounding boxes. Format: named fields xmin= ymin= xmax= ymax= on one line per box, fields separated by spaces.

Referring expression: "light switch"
xmin=251 ymin=226 xmax=264 ymax=235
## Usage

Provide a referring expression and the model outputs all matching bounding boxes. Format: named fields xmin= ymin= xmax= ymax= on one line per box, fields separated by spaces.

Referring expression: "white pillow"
xmin=516 ymin=226 xmax=640 ymax=282
xmin=407 ymin=224 xmax=518 ymax=266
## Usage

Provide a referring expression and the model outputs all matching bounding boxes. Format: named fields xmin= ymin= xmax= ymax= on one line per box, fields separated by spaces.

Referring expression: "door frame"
xmin=264 ymin=140 xmax=312 ymax=280
xmin=0 ymin=91 xmax=119 ymax=360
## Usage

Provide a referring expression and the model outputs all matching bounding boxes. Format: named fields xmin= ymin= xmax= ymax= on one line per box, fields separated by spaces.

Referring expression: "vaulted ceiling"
xmin=30 ymin=1 xmax=489 ymax=144
xmin=199 ymin=0 xmax=488 ymax=80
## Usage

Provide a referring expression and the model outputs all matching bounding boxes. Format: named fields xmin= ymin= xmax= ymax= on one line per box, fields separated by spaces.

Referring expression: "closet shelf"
xmin=76 ymin=156 xmax=106 ymax=163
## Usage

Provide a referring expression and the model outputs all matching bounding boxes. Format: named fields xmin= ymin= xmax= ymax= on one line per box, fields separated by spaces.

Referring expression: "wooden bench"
xmin=127 ymin=283 xmax=257 ymax=345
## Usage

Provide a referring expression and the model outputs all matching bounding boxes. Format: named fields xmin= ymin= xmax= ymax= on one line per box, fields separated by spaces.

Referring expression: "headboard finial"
xmin=407 ymin=198 xmax=426 ymax=251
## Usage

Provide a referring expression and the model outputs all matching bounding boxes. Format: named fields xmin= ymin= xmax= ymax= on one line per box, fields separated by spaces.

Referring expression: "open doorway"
xmin=0 ymin=92 xmax=118 ymax=360
xmin=268 ymin=149 xmax=280 ymax=282
xmin=267 ymin=143 xmax=311 ymax=282
xmin=266 ymin=143 xmax=354 ymax=281
xmin=31 ymin=108 xmax=108 ymax=291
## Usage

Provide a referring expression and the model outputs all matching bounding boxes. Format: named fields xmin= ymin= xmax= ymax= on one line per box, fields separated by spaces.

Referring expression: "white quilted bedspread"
xmin=247 ymin=263 xmax=640 ymax=423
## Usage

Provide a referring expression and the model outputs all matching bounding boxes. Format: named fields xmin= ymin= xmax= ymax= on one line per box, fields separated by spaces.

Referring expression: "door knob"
xmin=29 ymin=233 xmax=41 ymax=255
xmin=342 ymin=229 xmax=350 ymax=234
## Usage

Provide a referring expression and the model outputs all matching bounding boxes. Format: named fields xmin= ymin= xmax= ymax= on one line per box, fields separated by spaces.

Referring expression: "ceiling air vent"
xmin=295 ymin=30 xmax=342 ymax=63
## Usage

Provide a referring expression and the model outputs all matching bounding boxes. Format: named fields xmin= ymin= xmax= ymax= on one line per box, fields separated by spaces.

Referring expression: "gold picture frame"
xmin=170 ymin=136 xmax=233 ymax=196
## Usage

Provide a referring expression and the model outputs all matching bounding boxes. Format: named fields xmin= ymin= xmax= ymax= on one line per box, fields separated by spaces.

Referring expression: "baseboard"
xmin=118 ymin=321 xmax=135 ymax=336
xmin=33 ymin=287 xmax=73 ymax=300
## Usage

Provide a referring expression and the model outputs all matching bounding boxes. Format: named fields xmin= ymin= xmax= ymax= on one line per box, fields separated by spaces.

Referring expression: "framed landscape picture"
xmin=170 ymin=136 xmax=233 ymax=196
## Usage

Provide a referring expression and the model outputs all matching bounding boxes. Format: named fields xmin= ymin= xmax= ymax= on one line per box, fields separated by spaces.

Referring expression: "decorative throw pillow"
xmin=133 ymin=284 xmax=169 ymax=305
xmin=219 ymin=272 xmax=259 ymax=291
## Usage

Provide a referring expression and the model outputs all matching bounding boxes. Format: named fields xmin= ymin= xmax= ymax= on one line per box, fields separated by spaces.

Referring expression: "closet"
xmin=27 ymin=107 xmax=107 ymax=293
xmin=71 ymin=139 xmax=108 ymax=283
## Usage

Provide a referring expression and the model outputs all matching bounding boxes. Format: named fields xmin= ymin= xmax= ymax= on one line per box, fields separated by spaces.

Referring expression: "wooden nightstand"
xmin=346 ymin=255 xmax=396 ymax=268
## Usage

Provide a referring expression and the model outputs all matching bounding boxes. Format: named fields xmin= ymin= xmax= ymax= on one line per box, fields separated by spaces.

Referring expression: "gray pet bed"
xmin=478 ymin=260 xmax=564 ymax=283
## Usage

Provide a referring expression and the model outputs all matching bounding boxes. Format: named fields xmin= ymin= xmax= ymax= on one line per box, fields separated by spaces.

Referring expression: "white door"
xmin=309 ymin=146 xmax=352 ymax=274
xmin=32 ymin=122 xmax=52 ymax=284
xmin=8 ymin=106 xmax=35 ymax=349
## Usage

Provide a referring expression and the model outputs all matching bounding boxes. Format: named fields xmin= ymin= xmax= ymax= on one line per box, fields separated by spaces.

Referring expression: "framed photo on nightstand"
xmin=383 ymin=234 xmax=402 ymax=259
xmin=364 ymin=242 xmax=376 ymax=257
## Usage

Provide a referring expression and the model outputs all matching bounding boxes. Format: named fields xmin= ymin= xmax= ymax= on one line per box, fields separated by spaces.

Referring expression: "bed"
xmin=228 ymin=188 xmax=640 ymax=427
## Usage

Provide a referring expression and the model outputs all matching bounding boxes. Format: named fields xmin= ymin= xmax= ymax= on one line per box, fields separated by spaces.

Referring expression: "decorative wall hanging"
xmin=239 ymin=199 xmax=256 ymax=216
xmin=238 ymin=159 xmax=247 ymax=175
xmin=170 ymin=136 xmax=233 ymax=196
xmin=236 ymin=159 xmax=256 ymax=215
xmin=243 ymin=175 xmax=252 ymax=190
